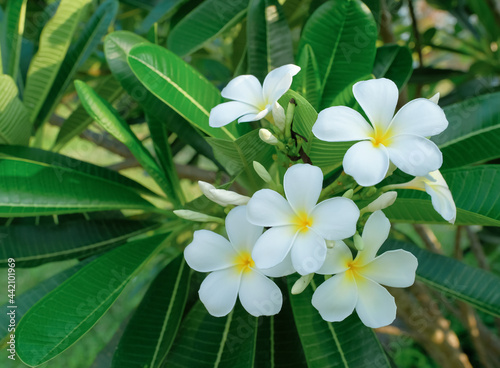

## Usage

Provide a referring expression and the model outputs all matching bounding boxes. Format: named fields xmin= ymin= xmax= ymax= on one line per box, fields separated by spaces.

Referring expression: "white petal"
xmin=260 ymin=251 xmax=295 ymax=277
xmin=284 ymin=164 xmax=323 ymax=214
xmin=353 ymin=78 xmax=398 ymax=131
xmin=429 ymin=92 xmax=440 ymax=104
xmin=184 ymin=230 xmax=237 ymax=272
xmin=343 ymin=141 xmax=390 ymax=187
xmin=252 ymin=225 xmax=296 ymax=269
xmin=356 ymin=210 xmax=390 ymax=266
xmin=209 ymin=101 xmax=260 ymax=127
xmin=225 ymin=206 xmax=263 ymax=254
xmin=390 ymin=98 xmax=448 ymax=137
xmin=425 ymin=182 xmax=457 ymax=224
xmin=360 ymin=250 xmax=418 ymax=287
xmin=238 ymin=107 xmax=270 ymax=122
xmin=387 ymin=134 xmax=443 ymax=177
xmin=316 ymin=240 xmax=353 ymax=275
xmin=311 ymin=197 xmax=360 ymax=240
xmin=239 ymin=270 xmax=283 ymax=316
xmin=312 ymin=106 xmax=373 ymax=142
xmin=199 ymin=268 xmax=241 ymax=317
xmin=247 ymin=189 xmax=295 ymax=227
xmin=355 ymin=275 xmax=396 ymax=328
xmin=271 ymin=101 xmax=286 ymax=131
xmin=291 ymin=230 xmax=327 ymax=275
xmin=221 ymin=74 xmax=264 ymax=107
xmin=262 ymin=64 xmax=301 ymax=103
xmin=312 ymin=271 xmax=358 ymax=323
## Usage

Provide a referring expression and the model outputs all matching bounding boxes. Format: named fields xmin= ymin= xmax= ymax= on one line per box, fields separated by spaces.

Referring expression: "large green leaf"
xmin=35 ymin=0 xmax=118 ymax=127
xmin=16 ymin=233 xmax=169 ymax=366
xmin=167 ymin=0 xmax=248 ymax=57
xmin=0 ymin=218 xmax=159 ymax=267
xmin=0 ymin=75 xmax=30 ymax=145
xmin=0 ymin=156 xmax=155 ymax=217
xmin=112 ymin=255 xmax=191 ymax=368
xmin=138 ymin=0 xmax=189 ymax=34
xmin=247 ymin=0 xmax=294 ymax=81
xmin=127 ymin=43 xmax=240 ymax=140
xmin=383 ymin=239 xmax=500 ymax=317
xmin=373 ymin=44 xmax=413 ymax=89
xmin=164 ymin=302 xmax=257 ymax=367
xmin=104 ymin=31 xmax=218 ymax=165
xmin=23 ymin=0 xmax=91 ymax=123
xmin=288 ymin=274 xmax=390 ymax=368
xmin=291 ymin=44 xmax=321 ymax=110
xmin=432 ymin=92 xmax=500 ymax=169
xmin=384 ymin=165 xmax=500 ymax=226
xmin=298 ymin=0 xmax=377 ymax=108
xmin=3 ymin=0 xmax=27 ymax=80
xmin=74 ymin=80 xmax=180 ymax=205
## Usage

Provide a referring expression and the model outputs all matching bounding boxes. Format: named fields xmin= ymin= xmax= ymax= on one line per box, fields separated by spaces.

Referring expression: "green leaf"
xmin=4 ymin=0 xmax=27 ymax=80
xmin=167 ymin=0 xmax=248 ymax=57
xmin=112 ymin=255 xmax=191 ymax=368
xmin=127 ymin=43 xmax=240 ymax=141
xmin=207 ymin=129 xmax=273 ymax=190
xmin=104 ymin=31 xmax=219 ymax=165
xmin=74 ymin=80 xmax=181 ymax=205
xmin=384 ymin=165 xmax=500 ymax=226
xmin=291 ymin=44 xmax=321 ymax=110
xmin=0 ymin=218 xmax=159 ymax=267
xmin=432 ymin=92 xmax=500 ymax=169
xmin=0 ymin=75 xmax=30 ymax=145
xmin=288 ymin=274 xmax=390 ymax=368
xmin=16 ymin=233 xmax=169 ymax=366
xmin=36 ymin=0 xmax=119 ymax=127
xmin=466 ymin=0 xmax=500 ymax=40
xmin=52 ymin=76 xmax=123 ymax=151
xmin=164 ymin=302 xmax=257 ymax=367
xmin=383 ymin=239 xmax=500 ymax=317
xmin=23 ymin=0 xmax=91 ymax=123
xmin=138 ymin=0 xmax=189 ymax=34
xmin=298 ymin=0 xmax=377 ymax=108
xmin=247 ymin=0 xmax=294 ymax=81
xmin=373 ymin=44 xmax=413 ymax=89
xmin=0 ymin=156 xmax=155 ymax=217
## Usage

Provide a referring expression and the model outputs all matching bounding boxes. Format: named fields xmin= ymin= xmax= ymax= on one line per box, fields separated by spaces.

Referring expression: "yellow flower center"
xmin=234 ymin=251 xmax=255 ymax=273
xmin=293 ymin=211 xmax=313 ymax=233
xmin=370 ymin=125 xmax=393 ymax=147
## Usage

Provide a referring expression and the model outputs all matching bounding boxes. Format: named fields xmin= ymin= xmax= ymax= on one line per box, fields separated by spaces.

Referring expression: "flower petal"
xmin=184 ymin=230 xmax=237 ymax=272
xmin=425 ymin=182 xmax=457 ymax=224
xmin=312 ymin=106 xmax=373 ymax=142
xmin=390 ymin=98 xmax=448 ymax=137
xmin=199 ymin=268 xmax=241 ymax=317
xmin=247 ymin=189 xmax=295 ymax=227
xmin=360 ymin=250 xmax=418 ymax=287
xmin=291 ymin=230 xmax=327 ymax=275
xmin=353 ymin=78 xmax=398 ymax=131
xmin=355 ymin=275 xmax=396 ymax=328
xmin=355 ymin=210 xmax=390 ymax=266
xmin=225 ymin=206 xmax=263 ymax=254
xmin=387 ymin=134 xmax=443 ymax=177
xmin=260 ymin=251 xmax=295 ymax=277
xmin=239 ymin=270 xmax=283 ymax=316
xmin=311 ymin=197 xmax=360 ymax=240
xmin=284 ymin=164 xmax=323 ymax=214
xmin=311 ymin=271 xmax=358 ymax=323
xmin=209 ymin=101 xmax=260 ymax=127
xmin=343 ymin=141 xmax=390 ymax=187
xmin=262 ymin=64 xmax=301 ymax=103
xmin=238 ymin=107 xmax=270 ymax=122
xmin=316 ymin=240 xmax=353 ymax=275
xmin=252 ymin=225 xmax=296 ymax=269
xmin=221 ymin=74 xmax=264 ymax=106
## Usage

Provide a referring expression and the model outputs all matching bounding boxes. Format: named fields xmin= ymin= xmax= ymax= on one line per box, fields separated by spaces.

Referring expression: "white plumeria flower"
xmin=312 ymin=211 xmax=418 ymax=328
xmin=198 ymin=181 xmax=250 ymax=207
xmin=209 ymin=64 xmax=301 ymax=128
xmin=312 ymin=78 xmax=449 ymax=186
xmin=247 ymin=164 xmax=360 ymax=276
xmin=184 ymin=206 xmax=285 ymax=317
xmin=386 ymin=170 xmax=456 ymax=224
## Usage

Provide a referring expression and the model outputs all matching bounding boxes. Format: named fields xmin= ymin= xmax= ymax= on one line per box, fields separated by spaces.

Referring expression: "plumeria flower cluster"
xmin=181 ymin=65 xmax=458 ymax=329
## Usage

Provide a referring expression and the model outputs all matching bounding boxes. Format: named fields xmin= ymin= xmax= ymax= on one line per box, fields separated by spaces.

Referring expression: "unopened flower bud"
xmin=272 ymin=102 xmax=286 ymax=132
xmin=326 ymin=240 xmax=336 ymax=249
xmin=353 ymin=233 xmax=364 ymax=251
xmin=259 ymin=128 xmax=279 ymax=145
xmin=366 ymin=191 xmax=398 ymax=212
xmin=291 ymin=273 xmax=314 ymax=295
xmin=198 ymin=181 xmax=250 ymax=207
xmin=342 ymin=189 xmax=354 ymax=199
xmin=429 ymin=92 xmax=440 ymax=104
xmin=173 ymin=210 xmax=224 ymax=224
xmin=253 ymin=161 xmax=273 ymax=183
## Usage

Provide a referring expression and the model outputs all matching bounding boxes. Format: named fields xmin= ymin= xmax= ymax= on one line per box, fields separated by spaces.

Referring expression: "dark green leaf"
xmin=4 ymin=0 xmax=27 ymax=80
xmin=138 ymin=0 xmax=189 ymax=34
xmin=291 ymin=44 xmax=321 ymax=110
xmin=373 ymin=44 xmax=413 ymax=89
xmin=0 ymin=75 xmax=30 ymax=145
